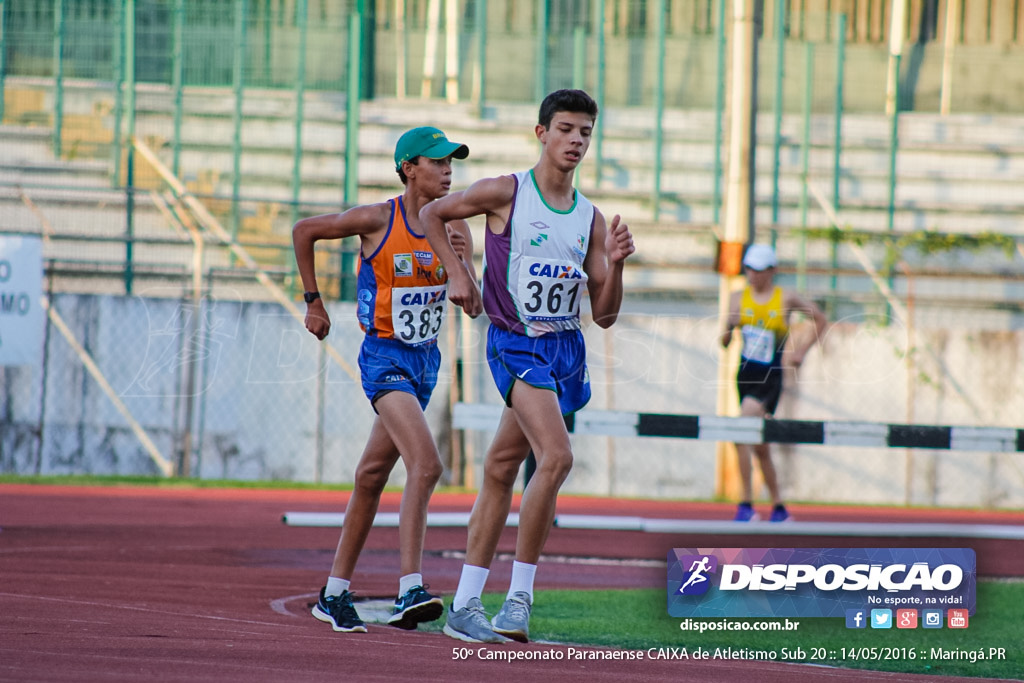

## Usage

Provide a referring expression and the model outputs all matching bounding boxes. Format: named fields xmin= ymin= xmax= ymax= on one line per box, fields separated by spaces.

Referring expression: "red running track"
xmin=1 ymin=484 xmax=1021 ymax=683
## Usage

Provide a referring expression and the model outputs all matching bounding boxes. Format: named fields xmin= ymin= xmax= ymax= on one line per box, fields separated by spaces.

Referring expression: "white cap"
xmin=742 ymin=244 xmax=777 ymax=270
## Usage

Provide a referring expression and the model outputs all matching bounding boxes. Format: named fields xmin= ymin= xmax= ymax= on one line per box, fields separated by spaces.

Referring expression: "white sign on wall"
xmin=0 ymin=235 xmax=44 ymax=366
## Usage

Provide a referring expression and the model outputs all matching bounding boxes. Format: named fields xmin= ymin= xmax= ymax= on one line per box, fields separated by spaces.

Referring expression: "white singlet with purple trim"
xmin=481 ymin=169 xmax=595 ymax=338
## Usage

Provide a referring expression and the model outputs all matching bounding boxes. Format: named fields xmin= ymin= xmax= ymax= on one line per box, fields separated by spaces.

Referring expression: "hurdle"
xmin=281 ymin=404 xmax=1024 ymax=537
xmin=281 ymin=510 xmax=1024 ymax=540
xmin=452 ymin=403 xmax=1024 ymax=452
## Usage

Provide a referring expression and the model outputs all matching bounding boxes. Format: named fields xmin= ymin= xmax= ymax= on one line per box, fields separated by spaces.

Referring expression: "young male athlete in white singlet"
xmin=421 ymin=89 xmax=635 ymax=643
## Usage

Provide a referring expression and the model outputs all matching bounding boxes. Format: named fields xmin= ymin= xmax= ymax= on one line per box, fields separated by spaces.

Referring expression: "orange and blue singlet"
xmin=355 ymin=196 xmax=447 ymax=410
xmin=356 ymin=196 xmax=448 ymax=346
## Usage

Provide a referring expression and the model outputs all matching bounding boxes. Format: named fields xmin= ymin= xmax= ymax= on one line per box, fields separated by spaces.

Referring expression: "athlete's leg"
xmin=329 ymin=416 xmax=401 ymax=579
xmin=464 ymin=406 xmax=532 ymax=568
xmin=374 ymin=390 xmax=444 ymax=576
xmin=737 ymin=395 xmax=769 ymax=502
xmin=752 ymin=442 xmax=782 ymax=505
xmin=505 ymin=381 xmax=573 ymax=565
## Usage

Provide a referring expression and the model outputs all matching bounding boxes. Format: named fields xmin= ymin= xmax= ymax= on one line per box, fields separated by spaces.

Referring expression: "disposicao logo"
xmin=676 ymin=555 xmax=718 ymax=596
xmin=667 ymin=548 xmax=976 ymax=619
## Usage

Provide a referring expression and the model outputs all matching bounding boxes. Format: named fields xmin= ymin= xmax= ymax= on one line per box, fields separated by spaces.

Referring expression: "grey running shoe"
xmin=442 ymin=597 xmax=510 ymax=644
xmin=491 ymin=591 xmax=532 ymax=643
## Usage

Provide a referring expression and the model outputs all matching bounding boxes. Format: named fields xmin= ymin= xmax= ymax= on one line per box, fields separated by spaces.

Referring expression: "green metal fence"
xmin=4 ymin=0 xmax=1024 ymax=490
xmin=2 ymin=0 xmax=1024 ymax=303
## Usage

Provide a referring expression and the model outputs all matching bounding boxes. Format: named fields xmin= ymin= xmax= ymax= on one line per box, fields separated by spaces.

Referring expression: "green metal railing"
xmin=3 ymin=0 xmax=1023 ymax=304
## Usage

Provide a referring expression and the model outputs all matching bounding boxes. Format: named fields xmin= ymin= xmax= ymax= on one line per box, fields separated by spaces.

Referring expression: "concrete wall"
xmin=2 ymin=293 xmax=1022 ymax=509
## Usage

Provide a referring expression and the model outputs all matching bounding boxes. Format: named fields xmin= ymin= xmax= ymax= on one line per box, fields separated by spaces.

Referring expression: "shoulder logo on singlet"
xmin=414 ymin=251 xmax=434 ymax=266
xmin=530 ymin=233 xmax=549 ymax=248
xmin=573 ymin=234 xmax=587 ymax=259
xmin=394 ymin=253 xmax=413 ymax=277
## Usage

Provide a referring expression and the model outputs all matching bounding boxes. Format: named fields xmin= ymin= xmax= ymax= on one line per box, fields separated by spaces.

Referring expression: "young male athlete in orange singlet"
xmin=293 ymin=127 xmax=476 ymax=633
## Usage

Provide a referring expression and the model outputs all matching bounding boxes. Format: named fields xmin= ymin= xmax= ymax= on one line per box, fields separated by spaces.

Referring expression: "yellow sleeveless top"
xmin=738 ymin=286 xmax=788 ymax=365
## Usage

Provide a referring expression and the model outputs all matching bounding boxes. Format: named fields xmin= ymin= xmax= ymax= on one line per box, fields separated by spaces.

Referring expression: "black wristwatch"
xmin=303 ymin=291 xmax=321 ymax=304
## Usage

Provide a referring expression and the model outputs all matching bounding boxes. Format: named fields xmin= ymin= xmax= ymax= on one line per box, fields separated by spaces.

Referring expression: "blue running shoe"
xmin=733 ymin=502 xmax=760 ymax=522
xmin=387 ymin=585 xmax=444 ymax=630
xmin=769 ymin=504 xmax=792 ymax=522
xmin=312 ymin=587 xmax=367 ymax=633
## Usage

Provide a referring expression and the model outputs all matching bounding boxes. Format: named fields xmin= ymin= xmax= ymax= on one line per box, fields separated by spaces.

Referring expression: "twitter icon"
xmin=870 ymin=609 xmax=892 ymax=629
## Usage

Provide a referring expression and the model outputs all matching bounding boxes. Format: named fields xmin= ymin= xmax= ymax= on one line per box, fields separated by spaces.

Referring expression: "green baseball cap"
xmin=394 ymin=126 xmax=469 ymax=169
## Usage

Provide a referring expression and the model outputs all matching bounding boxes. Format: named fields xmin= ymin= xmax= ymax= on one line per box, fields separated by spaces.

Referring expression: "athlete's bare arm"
xmin=584 ymin=209 xmax=635 ymax=329
xmin=784 ymin=291 xmax=828 ymax=366
xmin=421 ymin=176 xmax=516 ymax=318
xmin=446 ymin=219 xmax=478 ymax=281
xmin=292 ymin=203 xmax=391 ymax=340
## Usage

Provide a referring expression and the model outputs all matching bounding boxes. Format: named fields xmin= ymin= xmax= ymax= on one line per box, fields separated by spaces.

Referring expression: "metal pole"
xmin=125 ymin=141 xmax=135 ymax=294
xmin=359 ymin=0 xmax=374 ymax=100
xmin=180 ymin=242 xmax=203 ymax=478
xmin=343 ymin=9 xmax=363 ymax=301
xmin=444 ymin=0 xmax=459 ymax=102
xmin=748 ymin=0 xmax=762 ymax=236
xmin=593 ymin=0 xmax=606 ymax=187
xmin=124 ymin=0 xmax=136 ymax=295
xmin=474 ymin=0 xmax=487 ymax=115
xmin=172 ymin=0 xmax=185 ymax=177
xmin=886 ymin=0 xmax=908 ymax=116
xmin=716 ymin=0 xmax=757 ymax=501
xmin=940 ymin=0 xmax=960 ymax=115
xmin=797 ymin=41 xmax=813 ymax=294
xmin=396 ymin=0 xmax=407 ymax=99
xmin=262 ymin=0 xmax=271 ymax=85
xmin=572 ymin=25 xmax=585 ymax=89
xmin=112 ymin=0 xmax=124 ymax=188
xmin=769 ymin=0 xmax=786 ymax=238
xmin=291 ymin=0 xmax=308 ymax=229
xmin=195 ymin=288 xmax=214 ymax=478
xmin=36 ymin=260 xmax=56 ymax=474
xmin=711 ymin=0 xmax=727 ymax=225
xmin=534 ymin=0 xmax=549 ymax=102
xmin=0 ymin=0 xmax=7 ymax=123
xmin=421 ymin=0 xmax=440 ymax=97
xmin=887 ymin=53 xmax=901 ymax=298
xmin=652 ymin=0 xmax=666 ymax=221
xmin=723 ymin=0 xmax=755 ymax=248
xmin=345 ymin=11 xmax=361 ymax=205
xmin=832 ymin=12 xmax=846 ymax=209
xmin=830 ymin=12 xmax=847 ymax=312
xmin=52 ymin=0 xmax=65 ymax=158
xmin=230 ymin=0 xmax=248 ymax=246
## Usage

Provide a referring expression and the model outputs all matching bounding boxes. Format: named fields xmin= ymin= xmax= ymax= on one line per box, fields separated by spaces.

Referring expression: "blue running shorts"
xmin=358 ymin=335 xmax=440 ymax=411
xmin=486 ymin=325 xmax=591 ymax=416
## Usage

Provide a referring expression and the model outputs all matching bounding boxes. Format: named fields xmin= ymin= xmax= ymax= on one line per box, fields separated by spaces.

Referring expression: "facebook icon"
xmin=845 ymin=609 xmax=867 ymax=629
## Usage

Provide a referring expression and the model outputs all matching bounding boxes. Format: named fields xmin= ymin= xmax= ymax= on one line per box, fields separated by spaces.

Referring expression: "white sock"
xmin=451 ymin=564 xmax=490 ymax=611
xmin=507 ymin=561 xmax=537 ymax=601
xmin=399 ymin=572 xmax=423 ymax=596
xmin=325 ymin=576 xmax=350 ymax=597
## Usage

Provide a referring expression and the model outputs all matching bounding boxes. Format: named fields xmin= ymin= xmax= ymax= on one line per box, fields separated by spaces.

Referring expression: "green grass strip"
xmin=469 ymin=582 xmax=1021 ymax=679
